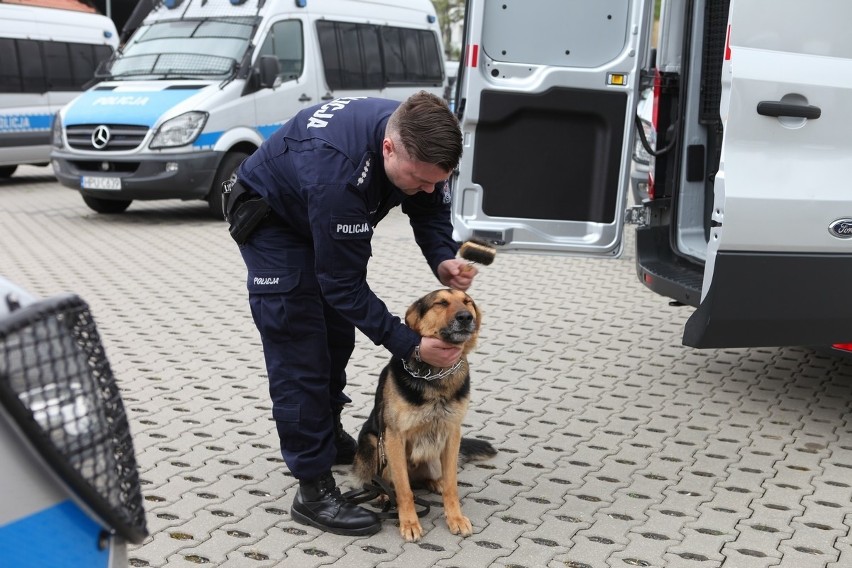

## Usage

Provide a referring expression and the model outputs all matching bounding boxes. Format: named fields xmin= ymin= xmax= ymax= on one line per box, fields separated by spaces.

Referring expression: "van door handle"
xmin=321 ymin=92 xmax=335 ymax=101
xmin=298 ymin=94 xmax=312 ymax=102
xmin=757 ymin=101 xmax=821 ymax=119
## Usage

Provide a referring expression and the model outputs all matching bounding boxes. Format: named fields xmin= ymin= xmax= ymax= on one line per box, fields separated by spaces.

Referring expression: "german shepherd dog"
xmin=352 ymin=288 xmax=496 ymax=541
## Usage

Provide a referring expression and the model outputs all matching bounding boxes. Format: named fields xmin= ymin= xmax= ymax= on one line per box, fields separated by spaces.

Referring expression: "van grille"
xmin=66 ymin=124 xmax=149 ymax=151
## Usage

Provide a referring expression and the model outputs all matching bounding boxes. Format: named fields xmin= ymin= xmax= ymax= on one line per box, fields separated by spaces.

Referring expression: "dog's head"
xmin=405 ymin=289 xmax=481 ymax=356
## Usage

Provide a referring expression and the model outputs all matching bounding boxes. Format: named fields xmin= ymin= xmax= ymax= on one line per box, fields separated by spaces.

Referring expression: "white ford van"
xmin=451 ymin=0 xmax=852 ymax=351
xmin=50 ymin=0 xmax=446 ymax=217
xmin=0 ymin=3 xmax=118 ymax=178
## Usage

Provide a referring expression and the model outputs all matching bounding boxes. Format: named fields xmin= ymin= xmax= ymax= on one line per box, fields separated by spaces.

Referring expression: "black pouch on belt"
xmin=223 ymin=178 xmax=271 ymax=245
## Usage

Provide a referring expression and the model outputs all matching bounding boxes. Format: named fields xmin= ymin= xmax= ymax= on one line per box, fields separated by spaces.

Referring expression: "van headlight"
xmin=51 ymin=113 xmax=64 ymax=148
xmin=150 ymin=111 xmax=208 ymax=149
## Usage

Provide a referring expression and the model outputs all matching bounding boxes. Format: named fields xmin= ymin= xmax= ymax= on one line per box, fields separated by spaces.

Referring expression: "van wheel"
xmin=0 ymin=165 xmax=17 ymax=178
xmin=208 ymin=151 xmax=249 ymax=220
xmin=82 ymin=195 xmax=132 ymax=214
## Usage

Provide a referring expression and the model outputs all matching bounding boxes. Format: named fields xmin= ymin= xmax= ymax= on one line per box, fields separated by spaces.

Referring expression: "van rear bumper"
xmin=683 ymin=250 xmax=852 ymax=348
xmin=50 ymin=149 xmax=221 ymax=201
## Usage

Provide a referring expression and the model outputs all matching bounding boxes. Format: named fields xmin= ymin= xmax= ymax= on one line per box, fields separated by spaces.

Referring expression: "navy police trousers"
xmin=239 ymin=222 xmax=354 ymax=480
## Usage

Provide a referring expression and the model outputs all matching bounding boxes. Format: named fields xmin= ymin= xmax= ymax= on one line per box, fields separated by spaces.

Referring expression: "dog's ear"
xmin=468 ymin=296 xmax=482 ymax=332
xmin=462 ymin=294 xmax=482 ymax=356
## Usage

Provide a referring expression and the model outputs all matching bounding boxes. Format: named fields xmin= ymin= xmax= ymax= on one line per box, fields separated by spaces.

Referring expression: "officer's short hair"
xmin=386 ymin=91 xmax=462 ymax=172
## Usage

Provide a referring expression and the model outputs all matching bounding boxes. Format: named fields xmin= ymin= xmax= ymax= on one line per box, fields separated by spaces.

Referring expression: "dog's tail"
xmin=460 ymin=437 xmax=497 ymax=462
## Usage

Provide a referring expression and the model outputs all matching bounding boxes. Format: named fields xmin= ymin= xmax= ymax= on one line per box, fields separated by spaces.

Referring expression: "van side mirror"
xmin=257 ymin=55 xmax=281 ymax=89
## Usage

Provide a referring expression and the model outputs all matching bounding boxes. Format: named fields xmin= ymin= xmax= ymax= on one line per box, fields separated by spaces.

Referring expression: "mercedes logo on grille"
xmin=91 ymin=125 xmax=111 ymax=150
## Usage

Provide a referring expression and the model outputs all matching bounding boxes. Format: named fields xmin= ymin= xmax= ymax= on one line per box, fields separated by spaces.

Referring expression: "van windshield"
xmin=104 ymin=17 xmax=257 ymax=79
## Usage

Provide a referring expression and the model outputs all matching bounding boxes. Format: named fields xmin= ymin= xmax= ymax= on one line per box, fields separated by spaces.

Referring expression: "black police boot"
xmin=291 ymin=472 xmax=381 ymax=536
xmin=333 ymin=410 xmax=358 ymax=465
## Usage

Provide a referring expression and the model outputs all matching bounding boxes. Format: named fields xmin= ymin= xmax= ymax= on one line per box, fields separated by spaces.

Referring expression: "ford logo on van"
xmin=91 ymin=125 xmax=111 ymax=150
xmin=828 ymin=218 xmax=852 ymax=239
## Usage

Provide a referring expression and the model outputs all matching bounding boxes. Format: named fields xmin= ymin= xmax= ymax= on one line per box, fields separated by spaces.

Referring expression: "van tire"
xmin=0 ymin=165 xmax=17 ymax=178
xmin=208 ymin=151 xmax=249 ymax=220
xmin=82 ymin=195 xmax=132 ymax=214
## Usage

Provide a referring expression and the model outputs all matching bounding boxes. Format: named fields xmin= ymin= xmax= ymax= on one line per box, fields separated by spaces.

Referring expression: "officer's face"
xmin=383 ymin=137 xmax=450 ymax=196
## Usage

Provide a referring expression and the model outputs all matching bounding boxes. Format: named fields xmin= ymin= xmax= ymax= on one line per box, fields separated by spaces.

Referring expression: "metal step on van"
xmin=450 ymin=0 xmax=852 ymax=352
xmin=50 ymin=0 xmax=447 ymax=218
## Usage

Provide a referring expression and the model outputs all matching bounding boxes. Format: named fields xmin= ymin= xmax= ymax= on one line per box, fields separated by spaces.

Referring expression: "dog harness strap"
xmin=370 ymin=475 xmax=430 ymax=518
xmin=342 ymin=422 xmax=431 ymax=519
xmin=340 ymin=476 xmax=431 ymax=519
xmin=413 ymin=495 xmax=431 ymax=518
xmin=375 ymin=397 xmax=388 ymax=476
xmin=371 ymin=475 xmax=396 ymax=511
xmin=377 ymin=432 xmax=387 ymax=475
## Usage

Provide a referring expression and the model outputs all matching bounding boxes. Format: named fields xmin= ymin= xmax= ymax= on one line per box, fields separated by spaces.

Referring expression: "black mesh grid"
xmin=0 ymin=294 xmax=148 ymax=544
xmin=698 ymin=0 xmax=731 ymax=124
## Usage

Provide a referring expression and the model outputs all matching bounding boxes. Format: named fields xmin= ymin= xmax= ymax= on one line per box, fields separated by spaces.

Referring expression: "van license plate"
xmin=81 ymin=176 xmax=121 ymax=190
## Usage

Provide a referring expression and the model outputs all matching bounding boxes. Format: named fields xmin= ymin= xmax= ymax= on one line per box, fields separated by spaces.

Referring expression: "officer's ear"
xmin=382 ymin=137 xmax=394 ymax=160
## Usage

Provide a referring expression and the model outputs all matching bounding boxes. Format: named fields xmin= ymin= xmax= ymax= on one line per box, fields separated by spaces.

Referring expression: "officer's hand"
xmin=438 ymin=258 xmax=477 ymax=291
xmin=419 ymin=336 xmax=464 ymax=367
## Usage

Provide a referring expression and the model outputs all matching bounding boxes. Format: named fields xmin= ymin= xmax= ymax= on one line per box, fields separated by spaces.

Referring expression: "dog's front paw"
xmin=399 ymin=517 xmax=424 ymax=542
xmin=446 ymin=514 xmax=473 ymax=537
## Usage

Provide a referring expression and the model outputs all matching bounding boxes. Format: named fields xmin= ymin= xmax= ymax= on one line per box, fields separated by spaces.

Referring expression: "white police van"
xmin=50 ymin=0 xmax=447 ymax=217
xmin=0 ymin=3 xmax=118 ymax=178
xmin=451 ymin=0 xmax=852 ymax=351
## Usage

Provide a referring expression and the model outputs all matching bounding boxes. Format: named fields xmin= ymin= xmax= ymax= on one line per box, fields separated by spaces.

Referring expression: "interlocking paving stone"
xmin=2 ymin=169 xmax=852 ymax=567
xmin=827 ymin=537 xmax=852 ymax=568
xmin=491 ymin=536 xmax=567 ymax=568
xmin=615 ymin=526 xmax=684 ymax=567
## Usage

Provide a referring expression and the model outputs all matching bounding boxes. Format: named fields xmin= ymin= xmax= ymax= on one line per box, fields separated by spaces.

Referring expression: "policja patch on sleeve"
xmin=331 ymin=217 xmax=373 ymax=239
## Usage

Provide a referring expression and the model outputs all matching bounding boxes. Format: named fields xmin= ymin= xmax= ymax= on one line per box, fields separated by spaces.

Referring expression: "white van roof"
xmin=143 ymin=0 xmax=438 ymax=27
xmin=0 ymin=3 xmax=118 ymax=46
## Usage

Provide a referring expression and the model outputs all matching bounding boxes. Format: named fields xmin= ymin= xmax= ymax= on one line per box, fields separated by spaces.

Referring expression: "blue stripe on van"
xmin=0 ymin=500 xmax=109 ymax=568
xmin=194 ymin=130 xmax=222 ymax=149
xmin=191 ymin=123 xmax=282 ymax=149
xmin=0 ymin=113 xmax=53 ymax=132
xmin=63 ymin=89 xmax=201 ymax=127
xmin=258 ymin=123 xmax=283 ymax=140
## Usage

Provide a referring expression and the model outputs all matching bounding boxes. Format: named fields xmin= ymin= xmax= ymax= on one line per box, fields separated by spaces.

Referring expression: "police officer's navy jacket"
xmin=237 ymin=96 xmax=459 ymax=360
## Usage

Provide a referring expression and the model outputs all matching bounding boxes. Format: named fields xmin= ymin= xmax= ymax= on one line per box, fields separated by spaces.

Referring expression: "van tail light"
xmin=832 ymin=343 xmax=852 ymax=353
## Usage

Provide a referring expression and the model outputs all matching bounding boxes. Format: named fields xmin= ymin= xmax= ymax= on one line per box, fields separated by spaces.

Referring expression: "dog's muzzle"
xmin=441 ymin=310 xmax=477 ymax=343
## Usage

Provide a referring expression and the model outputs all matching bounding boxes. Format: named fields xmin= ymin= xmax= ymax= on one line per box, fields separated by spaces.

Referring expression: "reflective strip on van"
xmin=0 ymin=113 xmax=52 ymax=132
xmin=0 ymin=500 xmax=110 ymax=568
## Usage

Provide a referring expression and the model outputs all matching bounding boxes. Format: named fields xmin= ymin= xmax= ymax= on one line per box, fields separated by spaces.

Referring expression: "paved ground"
xmin=2 ymin=166 xmax=852 ymax=568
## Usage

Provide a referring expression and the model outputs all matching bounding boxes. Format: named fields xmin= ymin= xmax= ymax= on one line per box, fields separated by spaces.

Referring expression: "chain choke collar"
xmin=400 ymin=358 xmax=466 ymax=381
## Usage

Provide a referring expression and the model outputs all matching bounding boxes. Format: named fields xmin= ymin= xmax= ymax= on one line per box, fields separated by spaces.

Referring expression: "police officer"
xmin=234 ymin=91 xmax=476 ymax=535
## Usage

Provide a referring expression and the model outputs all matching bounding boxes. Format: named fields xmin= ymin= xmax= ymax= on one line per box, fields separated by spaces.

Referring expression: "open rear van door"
xmin=682 ymin=0 xmax=852 ymax=347
xmin=452 ymin=0 xmax=652 ymax=256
